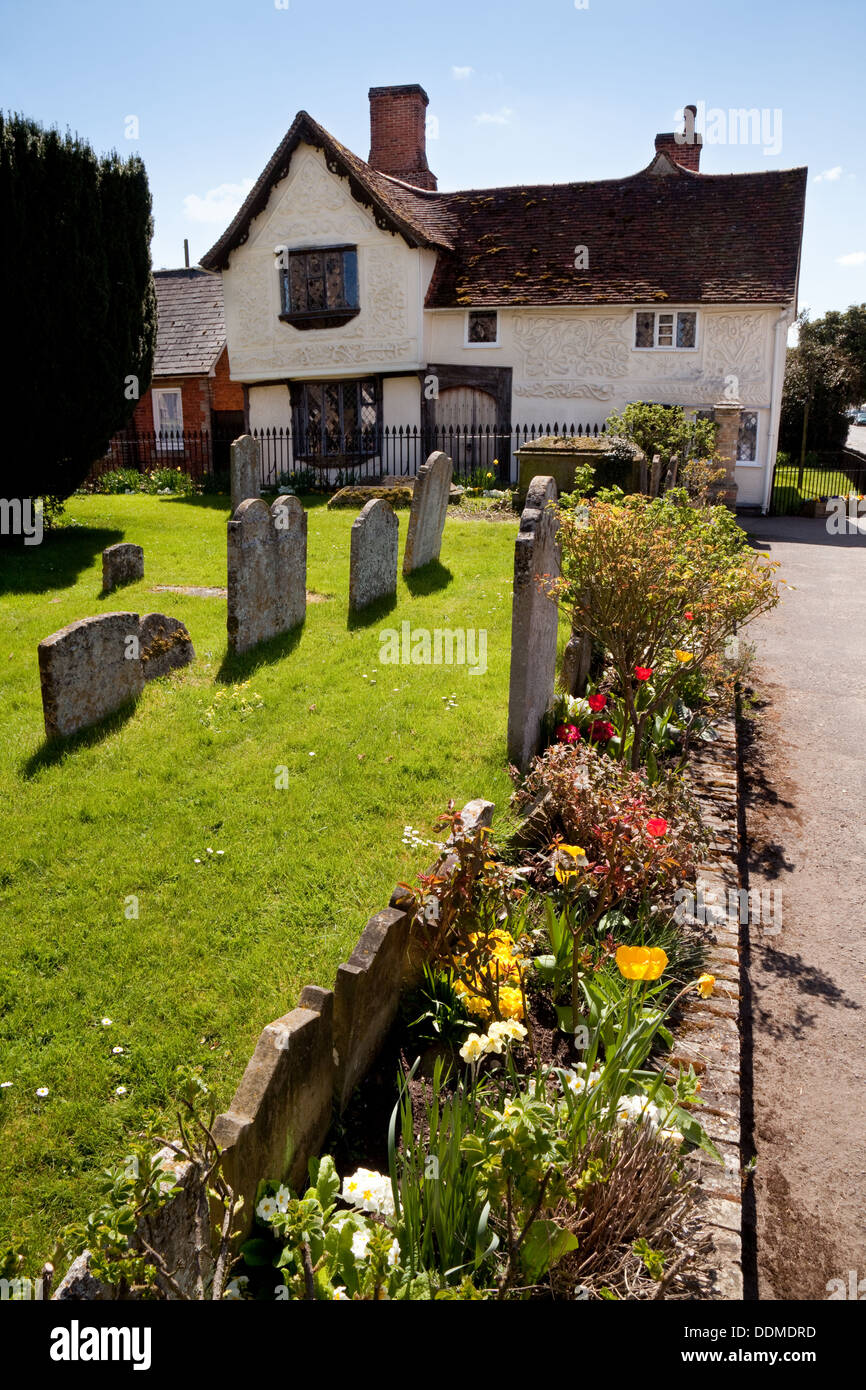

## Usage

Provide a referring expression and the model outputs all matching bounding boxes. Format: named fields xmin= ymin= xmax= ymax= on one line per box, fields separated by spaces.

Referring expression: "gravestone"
xmin=227 ymin=495 xmax=306 ymax=655
xmin=230 ymin=434 xmax=261 ymax=515
xmin=507 ymin=476 xmax=561 ymax=771
xmin=102 ymin=543 xmax=144 ymax=593
xmin=349 ymin=499 xmax=399 ymax=613
xmin=38 ymin=612 xmax=144 ymax=739
xmin=402 ymin=451 xmax=452 ymax=576
xmin=139 ymin=614 xmax=195 ymax=680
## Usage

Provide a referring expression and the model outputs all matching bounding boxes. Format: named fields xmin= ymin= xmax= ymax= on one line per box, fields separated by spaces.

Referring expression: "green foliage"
xmin=780 ymin=311 xmax=853 ymax=458
xmin=551 ymin=492 xmax=780 ymax=767
xmin=405 ymin=964 xmax=474 ymax=1050
xmin=91 ymin=467 xmax=198 ymax=496
xmin=603 ymin=402 xmax=717 ymax=466
xmin=388 ymin=1057 xmax=494 ymax=1286
xmin=0 ymin=112 xmax=156 ymax=501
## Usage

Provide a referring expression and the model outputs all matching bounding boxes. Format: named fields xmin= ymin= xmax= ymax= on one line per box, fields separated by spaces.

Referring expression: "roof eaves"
xmin=200 ymin=112 xmax=448 ymax=270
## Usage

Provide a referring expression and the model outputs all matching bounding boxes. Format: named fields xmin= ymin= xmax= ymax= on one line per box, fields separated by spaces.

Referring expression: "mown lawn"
xmin=771 ymin=462 xmax=864 ymax=514
xmin=0 ymin=491 xmax=537 ymax=1265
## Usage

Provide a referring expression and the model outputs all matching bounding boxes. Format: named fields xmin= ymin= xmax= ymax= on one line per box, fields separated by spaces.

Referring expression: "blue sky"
xmin=2 ymin=0 xmax=864 ymax=320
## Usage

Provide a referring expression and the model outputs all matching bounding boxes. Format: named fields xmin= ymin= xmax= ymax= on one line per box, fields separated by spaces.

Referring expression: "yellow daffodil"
xmin=615 ymin=945 xmax=669 ymax=982
xmin=697 ymin=972 xmax=715 ymax=998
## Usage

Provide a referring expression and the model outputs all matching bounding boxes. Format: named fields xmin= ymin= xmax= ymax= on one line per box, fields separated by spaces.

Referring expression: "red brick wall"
xmin=368 ymin=84 xmax=437 ymax=190
xmin=210 ymin=347 xmax=244 ymax=412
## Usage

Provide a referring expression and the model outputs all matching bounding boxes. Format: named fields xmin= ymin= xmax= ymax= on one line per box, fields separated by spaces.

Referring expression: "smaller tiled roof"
xmin=151 ymin=269 xmax=226 ymax=376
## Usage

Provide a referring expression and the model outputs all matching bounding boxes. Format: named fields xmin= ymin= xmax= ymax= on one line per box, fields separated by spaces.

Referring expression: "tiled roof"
xmin=200 ymin=118 xmax=806 ymax=308
xmin=151 ymin=269 xmax=226 ymax=376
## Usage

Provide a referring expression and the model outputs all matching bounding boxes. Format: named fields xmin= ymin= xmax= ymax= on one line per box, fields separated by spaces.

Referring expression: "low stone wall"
xmin=678 ymin=712 xmax=745 ymax=1300
xmin=54 ymin=798 xmax=493 ymax=1299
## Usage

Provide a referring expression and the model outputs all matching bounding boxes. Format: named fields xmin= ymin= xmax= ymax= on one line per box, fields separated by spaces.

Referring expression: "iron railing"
xmin=769 ymin=447 xmax=866 ymax=515
xmin=92 ymin=421 xmax=608 ymax=491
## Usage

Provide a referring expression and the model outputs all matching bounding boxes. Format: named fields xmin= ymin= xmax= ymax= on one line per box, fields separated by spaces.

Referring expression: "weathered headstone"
xmin=402 ymin=450 xmax=452 ymax=576
xmin=349 ymin=498 xmax=399 ymax=613
xmin=227 ymin=495 xmax=306 ymax=655
xmin=507 ymin=475 xmax=561 ymax=771
xmin=230 ymin=434 xmax=260 ymax=515
xmin=38 ymin=612 xmax=144 ymax=739
xmin=139 ymin=614 xmax=195 ymax=680
xmin=102 ymin=543 xmax=144 ymax=593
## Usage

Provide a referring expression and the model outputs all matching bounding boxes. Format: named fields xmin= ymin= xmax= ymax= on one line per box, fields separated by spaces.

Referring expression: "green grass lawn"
xmin=0 ymin=491 xmax=536 ymax=1265
xmin=771 ymin=463 xmax=864 ymax=514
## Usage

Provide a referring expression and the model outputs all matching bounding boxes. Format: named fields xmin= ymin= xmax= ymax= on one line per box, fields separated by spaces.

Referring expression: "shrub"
xmin=93 ymin=467 xmax=143 ymax=494
xmin=550 ymin=493 xmax=780 ymax=767
xmin=603 ymin=403 xmax=717 ymax=470
xmin=511 ymin=740 xmax=707 ymax=895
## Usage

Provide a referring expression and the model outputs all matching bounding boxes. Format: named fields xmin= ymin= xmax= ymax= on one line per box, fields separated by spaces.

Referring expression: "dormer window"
xmin=278 ymin=246 xmax=360 ymax=329
xmin=634 ymin=309 xmax=698 ymax=350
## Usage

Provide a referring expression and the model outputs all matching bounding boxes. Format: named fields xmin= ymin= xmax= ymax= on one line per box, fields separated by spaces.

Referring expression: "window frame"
xmin=464 ymin=309 xmax=500 ymax=348
xmin=278 ymin=244 xmax=360 ymax=329
xmin=291 ymin=377 xmax=380 ymax=465
xmin=736 ymin=409 xmax=760 ymax=466
xmin=152 ymin=386 xmax=184 ymax=451
xmin=633 ymin=309 xmax=700 ymax=352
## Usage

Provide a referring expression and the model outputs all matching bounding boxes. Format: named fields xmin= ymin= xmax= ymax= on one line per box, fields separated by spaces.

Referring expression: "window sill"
xmin=279 ymin=309 xmax=360 ymax=332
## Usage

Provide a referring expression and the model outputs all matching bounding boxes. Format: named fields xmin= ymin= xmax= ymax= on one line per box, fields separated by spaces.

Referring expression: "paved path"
xmin=846 ymin=423 xmax=866 ymax=453
xmin=738 ymin=515 xmax=866 ymax=1300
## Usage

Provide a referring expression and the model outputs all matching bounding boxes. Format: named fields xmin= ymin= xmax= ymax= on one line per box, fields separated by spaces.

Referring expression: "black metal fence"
xmin=93 ymin=421 xmax=608 ymax=491
xmin=769 ymin=447 xmax=866 ymax=515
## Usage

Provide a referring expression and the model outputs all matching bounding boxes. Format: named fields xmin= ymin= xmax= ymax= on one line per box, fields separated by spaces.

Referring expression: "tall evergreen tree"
xmin=0 ymin=112 xmax=156 ymax=502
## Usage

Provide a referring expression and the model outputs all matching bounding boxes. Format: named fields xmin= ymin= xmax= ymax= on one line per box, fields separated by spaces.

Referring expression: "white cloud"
xmin=475 ymin=107 xmax=513 ymax=125
xmin=451 ymin=65 xmax=474 ymax=80
xmin=183 ymin=178 xmax=254 ymax=224
xmin=814 ymin=165 xmax=843 ymax=183
xmin=836 ymin=251 xmax=866 ymax=266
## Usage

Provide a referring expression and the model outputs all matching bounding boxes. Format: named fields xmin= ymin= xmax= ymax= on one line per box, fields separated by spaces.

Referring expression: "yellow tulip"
xmin=674 ymin=650 xmax=694 ymax=663
xmin=615 ymin=945 xmax=669 ymax=981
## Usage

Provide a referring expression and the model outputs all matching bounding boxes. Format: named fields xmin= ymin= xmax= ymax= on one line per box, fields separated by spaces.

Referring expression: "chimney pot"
xmin=654 ymin=103 xmax=703 ymax=171
xmin=368 ymin=83 xmax=437 ymax=190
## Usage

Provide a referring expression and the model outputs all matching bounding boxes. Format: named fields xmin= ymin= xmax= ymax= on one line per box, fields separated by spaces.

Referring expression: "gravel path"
xmin=738 ymin=515 xmax=866 ymax=1300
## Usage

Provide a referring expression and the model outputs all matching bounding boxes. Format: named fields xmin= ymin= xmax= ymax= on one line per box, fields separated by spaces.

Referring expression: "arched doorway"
xmin=433 ymin=387 xmax=501 ymax=481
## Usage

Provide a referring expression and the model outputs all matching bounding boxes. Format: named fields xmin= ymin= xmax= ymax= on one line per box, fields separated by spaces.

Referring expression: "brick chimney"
xmin=654 ymin=104 xmax=703 ymax=171
xmin=368 ymin=84 xmax=437 ymax=190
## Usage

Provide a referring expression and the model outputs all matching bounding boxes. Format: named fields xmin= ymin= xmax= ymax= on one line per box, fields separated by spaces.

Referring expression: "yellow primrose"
xmin=697 ymin=972 xmax=716 ymax=998
xmin=615 ymin=945 xmax=669 ymax=982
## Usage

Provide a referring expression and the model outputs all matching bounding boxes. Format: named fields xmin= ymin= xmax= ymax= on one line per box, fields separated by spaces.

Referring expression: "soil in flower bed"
xmin=328 ymin=969 xmax=697 ymax=1182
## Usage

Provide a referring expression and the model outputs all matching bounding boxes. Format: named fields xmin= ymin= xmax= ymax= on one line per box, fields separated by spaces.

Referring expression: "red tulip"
xmin=634 ymin=666 xmax=653 ymax=682
xmin=684 ymin=611 xmax=694 ymax=621
xmin=646 ymin=817 xmax=668 ymax=837
xmin=588 ymin=693 xmax=607 ymax=712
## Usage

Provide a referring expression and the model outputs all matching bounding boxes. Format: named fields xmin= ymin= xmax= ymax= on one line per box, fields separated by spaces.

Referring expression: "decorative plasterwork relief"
xmin=364 ymin=246 xmax=409 ymax=340
xmin=255 ymin=150 xmax=373 ymax=245
xmin=702 ymin=313 xmax=769 ymax=394
xmin=513 ymin=315 xmax=631 ymax=397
